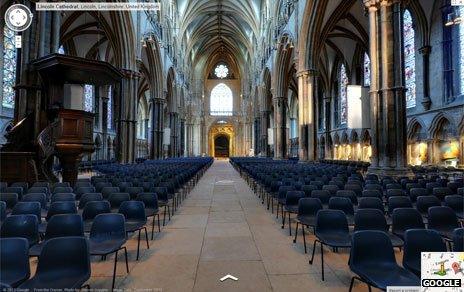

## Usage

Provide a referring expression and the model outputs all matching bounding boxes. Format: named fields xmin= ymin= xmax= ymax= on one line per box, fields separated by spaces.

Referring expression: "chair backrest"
xmin=74 ymin=181 xmax=92 ymax=189
xmin=315 ymin=209 xmax=349 ymax=234
xmin=285 ymin=191 xmax=304 ymax=206
xmin=361 ymin=189 xmax=383 ymax=199
xmin=322 ymin=184 xmax=339 ymax=195
xmin=11 ymin=182 xmax=28 ymax=190
xmin=11 ymin=202 xmax=41 ymax=221
xmin=387 ymin=196 xmax=412 ymax=214
xmin=278 ymin=186 xmax=295 ymax=199
xmin=453 ymin=228 xmax=464 ymax=252
xmin=126 ymin=187 xmax=144 ymax=199
xmin=46 ymin=201 xmax=77 ymax=221
xmin=32 ymin=182 xmax=49 ymax=189
xmin=328 ymin=197 xmax=354 ymax=215
xmin=403 ymin=229 xmax=446 ymax=268
xmin=358 ymin=197 xmax=384 ymax=212
xmin=298 ymin=198 xmax=323 ymax=216
xmin=0 ymin=237 xmax=30 ymax=285
xmin=50 ymin=193 xmax=76 ymax=203
xmin=349 ymin=230 xmax=396 ymax=269
xmin=95 ymin=182 xmax=112 ymax=192
xmin=136 ymin=193 xmax=159 ymax=209
xmin=22 ymin=193 xmax=47 ymax=209
xmin=90 ymin=213 xmax=126 ymax=241
xmin=311 ymin=190 xmax=330 ymax=204
xmin=109 ymin=193 xmax=131 ymax=209
xmin=301 ymin=185 xmax=318 ymax=197
xmin=44 ymin=214 xmax=84 ymax=240
xmin=386 ymin=189 xmax=405 ymax=199
xmin=354 ymin=209 xmax=388 ymax=232
xmin=336 ymin=190 xmax=358 ymax=204
xmin=141 ymin=182 xmax=155 ymax=192
xmin=364 ymin=184 xmax=383 ymax=192
xmin=428 ymin=206 xmax=459 ymax=231
xmin=74 ymin=187 xmax=96 ymax=199
xmin=78 ymin=193 xmax=103 ymax=209
xmin=0 ymin=193 xmax=18 ymax=209
xmin=409 ymin=188 xmax=428 ymax=201
xmin=416 ymin=195 xmax=441 ymax=214
xmin=116 ymin=182 xmax=133 ymax=192
xmin=0 ymin=215 xmax=39 ymax=246
xmin=444 ymin=195 xmax=464 ymax=212
xmin=101 ymin=187 xmax=120 ymax=199
xmin=150 ymin=187 xmax=168 ymax=200
xmin=0 ymin=201 xmax=6 ymax=222
xmin=28 ymin=187 xmax=49 ymax=195
xmin=34 ymin=237 xmax=90 ymax=286
xmin=391 ymin=208 xmax=424 ymax=235
xmin=119 ymin=200 xmax=146 ymax=221
xmin=52 ymin=187 xmax=74 ymax=194
xmin=82 ymin=200 xmax=111 ymax=221
xmin=5 ymin=187 xmax=24 ymax=200
xmin=386 ymin=183 xmax=402 ymax=190
xmin=432 ymin=187 xmax=454 ymax=200
xmin=344 ymin=184 xmax=362 ymax=196
xmin=52 ymin=182 xmax=70 ymax=191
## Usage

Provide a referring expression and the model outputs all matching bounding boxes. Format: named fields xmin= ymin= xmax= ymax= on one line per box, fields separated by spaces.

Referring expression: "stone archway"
xmin=209 ymin=124 xmax=234 ymax=158
xmin=214 ymin=135 xmax=230 ymax=158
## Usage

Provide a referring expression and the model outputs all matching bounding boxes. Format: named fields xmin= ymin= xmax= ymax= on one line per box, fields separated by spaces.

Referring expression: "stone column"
xmin=260 ymin=110 xmax=270 ymax=156
xmin=118 ymin=70 xmax=139 ymax=163
xmin=169 ymin=112 xmax=178 ymax=157
xmin=419 ymin=46 xmax=432 ymax=110
xmin=150 ymin=97 xmax=165 ymax=159
xmin=324 ymin=95 xmax=331 ymax=159
xmin=297 ymin=69 xmax=317 ymax=161
xmin=273 ymin=96 xmax=287 ymax=159
xmin=180 ymin=118 xmax=185 ymax=157
xmin=254 ymin=117 xmax=261 ymax=155
xmin=366 ymin=0 xmax=411 ymax=176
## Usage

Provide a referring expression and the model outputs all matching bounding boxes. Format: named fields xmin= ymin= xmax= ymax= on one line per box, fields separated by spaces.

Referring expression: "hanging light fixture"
xmin=446 ymin=13 xmax=455 ymax=26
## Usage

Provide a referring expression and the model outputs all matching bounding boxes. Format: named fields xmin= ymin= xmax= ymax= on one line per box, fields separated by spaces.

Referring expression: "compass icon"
xmin=5 ymin=4 xmax=33 ymax=32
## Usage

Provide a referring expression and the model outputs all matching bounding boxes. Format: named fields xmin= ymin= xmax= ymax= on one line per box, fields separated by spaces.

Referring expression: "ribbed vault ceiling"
xmin=178 ymin=0 xmax=260 ymax=74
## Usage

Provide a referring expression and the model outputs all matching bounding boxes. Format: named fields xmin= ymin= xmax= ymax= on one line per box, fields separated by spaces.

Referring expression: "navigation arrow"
xmin=220 ymin=274 xmax=239 ymax=282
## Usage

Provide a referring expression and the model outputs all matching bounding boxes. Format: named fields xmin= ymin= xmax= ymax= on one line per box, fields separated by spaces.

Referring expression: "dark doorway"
xmin=214 ymin=135 xmax=230 ymax=157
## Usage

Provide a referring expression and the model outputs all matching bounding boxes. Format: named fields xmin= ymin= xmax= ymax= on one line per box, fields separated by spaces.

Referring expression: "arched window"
xmin=363 ymin=52 xmax=371 ymax=87
xmin=83 ymin=84 xmax=94 ymax=112
xmin=403 ymin=9 xmax=416 ymax=108
xmin=2 ymin=27 xmax=17 ymax=109
xmin=339 ymin=64 xmax=348 ymax=125
xmin=210 ymin=83 xmax=233 ymax=116
xmin=459 ymin=6 xmax=464 ymax=96
xmin=107 ymin=86 xmax=112 ymax=129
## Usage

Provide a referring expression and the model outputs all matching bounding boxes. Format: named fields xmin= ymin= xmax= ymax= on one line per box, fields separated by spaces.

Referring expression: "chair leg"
xmin=309 ymin=239 xmax=318 ymax=264
xmin=123 ymin=247 xmax=129 ymax=273
xmin=111 ymin=250 xmax=118 ymax=291
xmin=288 ymin=212 xmax=292 ymax=236
xmin=144 ymin=227 xmax=150 ymax=249
xmin=349 ymin=276 xmax=356 ymax=292
xmin=282 ymin=210 xmax=286 ymax=228
xmin=151 ymin=216 xmax=155 ymax=240
xmin=321 ymin=242 xmax=325 ymax=281
xmin=136 ymin=229 xmax=141 ymax=260
xmin=302 ymin=224 xmax=307 ymax=253
xmin=276 ymin=202 xmax=279 ymax=218
xmin=157 ymin=213 xmax=161 ymax=232
xmin=167 ymin=205 xmax=171 ymax=220
xmin=293 ymin=222 xmax=299 ymax=243
xmin=163 ymin=206 xmax=167 ymax=226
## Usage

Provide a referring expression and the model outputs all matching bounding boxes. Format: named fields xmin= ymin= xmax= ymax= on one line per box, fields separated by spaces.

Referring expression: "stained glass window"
xmin=339 ymin=64 xmax=348 ymax=125
xmin=363 ymin=52 xmax=371 ymax=87
xmin=107 ymin=86 xmax=112 ymax=129
xmin=403 ymin=10 xmax=416 ymax=108
xmin=84 ymin=84 xmax=94 ymax=112
xmin=58 ymin=45 xmax=65 ymax=54
xmin=210 ymin=83 xmax=233 ymax=116
xmin=459 ymin=6 xmax=464 ymax=95
xmin=2 ymin=26 xmax=17 ymax=108
xmin=214 ymin=64 xmax=229 ymax=79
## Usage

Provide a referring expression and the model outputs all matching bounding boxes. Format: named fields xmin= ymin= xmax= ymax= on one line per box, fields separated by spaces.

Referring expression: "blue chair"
xmin=82 ymin=201 xmax=111 ymax=232
xmin=89 ymin=214 xmax=128 ymax=290
xmin=282 ymin=190 xmax=305 ymax=235
xmin=0 ymin=214 xmax=39 ymax=247
xmin=0 ymin=193 xmax=18 ymax=212
xmin=78 ymin=193 xmax=103 ymax=209
xmin=357 ymin=197 xmax=384 ymax=212
xmin=0 ymin=201 xmax=6 ymax=223
xmin=293 ymin=198 xmax=322 ymax=253
xmin=328 ymin=197 xmax=354 ymax=225
xmin=50 ymin=193 xmax=76 ymax=203
xmin=29 ymin=214 xmax=84 ymax=257
xmin=444 ymin=195 xmax=463 ymax=219
xmin=453 ymin=228 xmax=464 ymax=251
xmin=309 ymin=210 xmax=351 ymax=280
xmin=5 ymin=187 xmax=24 ymax=200
xmin=391 ymin=208 xmax=425 ymax=239
xmin=387 ymin=196 xmax=412 ymax=215
xmin=101 ymin=186 xmax=120 ymax=199
xmin=119 ymin=201 xmax=149 ymax=260
xmin=348 ymin=230 xmax=419 ymax=292
xmin=403 ymin=229 xmax=446 ymax=276
xmin=22 ymin=193 xmax=48 ymax=217
xmin=136 ymin=193 xmax=161 ymax=239
xmin=52 ymin=187 xmax=73 ymax=194
xmin=74 ymin=186 xmax=96 ymax=200
xmin=0 ymin=237 xmax=30 ymax=287
xmin=19 ymin=237 xmax=90 ymax=289
xmin=416 ymin=195 xmax=441 ymax=217
xmin=109 ymin=193 xmax=130 ymax=211
xmin=11 ymin=202 xmax=41 ymax=222
xmin=428 ymin=206 xmax=459 ymax=240
xmin=354 ymin=209 xmax=403 ymax=247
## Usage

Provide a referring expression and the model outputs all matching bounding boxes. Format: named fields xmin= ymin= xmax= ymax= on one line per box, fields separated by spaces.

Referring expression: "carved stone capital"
xmin=296 ymin=69 xmax=318 ymax=78
xmin=419 ymin=45 xmax=432 ymax=55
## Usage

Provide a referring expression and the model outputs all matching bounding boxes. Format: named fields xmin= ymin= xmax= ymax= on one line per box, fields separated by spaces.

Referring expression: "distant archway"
xmin=214 ymin=135 xmax=230 ymax=158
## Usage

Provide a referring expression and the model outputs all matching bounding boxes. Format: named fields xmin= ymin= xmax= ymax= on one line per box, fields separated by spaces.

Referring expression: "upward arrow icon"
xmin=220 ymin=274 xmax=239 ymax=282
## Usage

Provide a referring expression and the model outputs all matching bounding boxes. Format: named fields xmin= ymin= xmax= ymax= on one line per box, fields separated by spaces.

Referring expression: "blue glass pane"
xmin=84 ymin=84 xmax=94 ymax=112
xmin=459 ymin=7 xmax=464 ymax=95
xmin=363 ymin=52 xmax=371 ymax=87
xmin=339 ymin=64 xmax=348 ymax=124
xmin=2 ymin=27 xmax=16 ymax=108
xmin=210 ymin=83 xmax=233 ymax=116
xmin=403 ymin=10 xmax=416 ymax=108
xmin=58 ymin=45 xmax=65 ymax=54
xmin=107 ymin=86 xmax=112 ymax=129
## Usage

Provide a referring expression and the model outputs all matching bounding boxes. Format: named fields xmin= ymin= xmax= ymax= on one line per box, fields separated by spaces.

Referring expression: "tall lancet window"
xmin=339 ymin=64 xmax=348 ymax=125
xmin=210 ymin=83 xmax=233 ymax=116
xmin=363 ymin=52 xmax=371 ymax=87
xmin=2 ymin=27 xmax=17 ymax=108
xmin=107 ymin=86 xmax=113 ymax=129
xmin=403 ymin=9 xmax=416 ymax=108
xmin=84 ymin=84 xmax=94 ymax=112
xmin=459 ymin=6 xmax=464 ymax=96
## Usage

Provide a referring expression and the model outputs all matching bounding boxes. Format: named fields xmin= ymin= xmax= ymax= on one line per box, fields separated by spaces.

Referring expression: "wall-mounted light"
xmin=446 ymin=9 xmax=462 ymax=26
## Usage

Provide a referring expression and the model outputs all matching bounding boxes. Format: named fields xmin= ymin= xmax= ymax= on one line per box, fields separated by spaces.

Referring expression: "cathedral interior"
xmin=0 ymin=0 xmax=463 ymax=291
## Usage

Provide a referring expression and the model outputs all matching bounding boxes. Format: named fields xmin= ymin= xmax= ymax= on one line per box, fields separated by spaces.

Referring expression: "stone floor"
xmin=33 ymin=160 xmax=404 ymax=291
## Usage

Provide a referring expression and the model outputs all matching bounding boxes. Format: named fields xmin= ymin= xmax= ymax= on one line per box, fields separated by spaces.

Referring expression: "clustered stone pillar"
xmin=118 ymin=69 xmax=139 ymax=163
xmin=273 ymin=96 xmax=287 ymax=159
xmin=150 ymin=97 xmax=165 ymax=159
xmin=169 ymin=112 xmax=179 ymax=157
xmin=419 ymin=45 xmax=432 ymax=110
xmin=180 ymin=118 xmax=185 ymax=156
xmin=254 ymin=116 xmax=261 ymax=155
xmin=297 ymin=69 xmax=317 ymax=161
xmin=365 ymin=0 xmax=410 ymax=176
xmin=260 ymin=110 xmax=270 ymax=156
xmin=324 ymin=95 xmax=331 ymax=159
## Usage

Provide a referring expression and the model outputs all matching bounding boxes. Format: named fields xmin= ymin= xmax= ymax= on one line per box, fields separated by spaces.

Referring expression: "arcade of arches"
xmin=1 ymin=0 xmax=464 ymax=178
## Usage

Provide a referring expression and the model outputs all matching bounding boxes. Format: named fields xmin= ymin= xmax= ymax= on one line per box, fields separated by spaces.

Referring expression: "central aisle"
xmin=117 ymin=160 xmax=348 ymax=292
